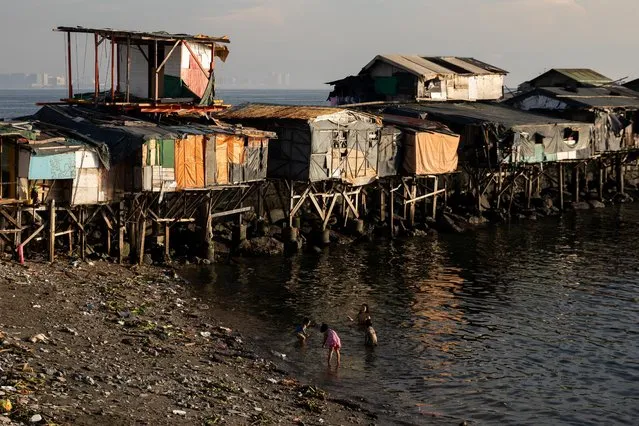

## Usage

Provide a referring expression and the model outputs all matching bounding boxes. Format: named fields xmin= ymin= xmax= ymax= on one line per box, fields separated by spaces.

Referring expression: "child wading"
xmin=364 ymin=318 xmax=378 ymax=347
xmin=320 ymin=323 xmax=341 ymax=367
xmin=295 ymin=317 xmax=311 ymax=344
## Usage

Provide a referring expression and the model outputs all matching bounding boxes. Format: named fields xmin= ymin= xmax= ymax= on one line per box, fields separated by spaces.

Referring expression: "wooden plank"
xmin=322 ymin=194 xmax=339 ymax=231
xmin=211 ymin=206 xmax=253 ymax=219
xmin=55 ymin=230 xmax=74 ymax=237
xmin=341 ymin=190 xmax=360 ymax=219
xmin=138 ymin=218 xmax=146 ymax=266
xmin=308 ymin=193 xmax=326 ymax=222
xmin=101 ymin=210 xmax=114 ymax=230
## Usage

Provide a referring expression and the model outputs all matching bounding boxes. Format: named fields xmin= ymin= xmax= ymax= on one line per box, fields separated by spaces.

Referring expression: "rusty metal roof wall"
xmin=218 ymin=103 xmax=348 ymax=121
xmin=55 ymin=26 xmax=230 ymax=44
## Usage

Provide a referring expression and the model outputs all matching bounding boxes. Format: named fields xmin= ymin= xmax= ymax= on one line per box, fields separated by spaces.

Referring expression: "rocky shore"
xmin=0 ymin=259 xmax=379 ymax=425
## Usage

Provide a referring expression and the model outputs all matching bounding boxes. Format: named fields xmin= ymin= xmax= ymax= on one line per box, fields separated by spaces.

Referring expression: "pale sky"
xmin=1 ymin=0 xmax=638 ymax=88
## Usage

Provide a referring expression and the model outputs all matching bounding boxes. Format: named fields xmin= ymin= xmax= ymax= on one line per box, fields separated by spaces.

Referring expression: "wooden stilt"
xmin=80 ymin=208 xmax=86 ymax=260
xmin=389 ymin=179 xmax=395 ymax=236
xmin=497 ymin=166 xmax=503 ymax=209
xmin=118 ymin=201 xmax=125 ymax=264
xmin=598 ymin=160 xmax=604 ymax=201
xmin=432 ymin=177 xmax=438 ymax=219
xmin=164 ymin=223 xmax=171 ymax=260
xmin=379 ymin=184 xmax=386 ymax=222
xmin=616 ymin=157 xmax=624 ymax=194
xmin=138 ymin=218 xmax=146 ymax=266
xmin=527 ymin=169 xmax=533 ymax=210
xmin=408 ymin=180 xmax=416 ymax=228
xmin=49 ymin=200 xmax=55 ymax=263
xmin=559 ymin=163 xmax=564 ymax=210
xmin=575 ymin=165 xmax=580 ymax=202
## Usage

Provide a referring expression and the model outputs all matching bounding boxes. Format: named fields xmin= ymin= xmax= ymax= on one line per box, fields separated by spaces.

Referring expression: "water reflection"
xmin=186 ymin=206 xmax=639 ymax=425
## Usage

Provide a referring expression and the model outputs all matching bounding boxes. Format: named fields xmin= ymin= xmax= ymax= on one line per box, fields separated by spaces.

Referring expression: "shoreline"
xmin=0 ymin=259 xmax=384 ymax=425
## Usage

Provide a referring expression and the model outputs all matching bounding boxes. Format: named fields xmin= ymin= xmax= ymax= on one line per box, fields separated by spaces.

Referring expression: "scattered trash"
xmin=172 ymin=410 xmax=187 ymax=416
xmin=29 ymin=333 xmax=49 ymax=343
xmin=254 ymin=407 xmax=262 ymax=412
xmin=32 ymin=304 xmax=42 ymax=309
xmin=218 ymin=326 xmax=232 ymax=334
xmin=29 ymin=414 xmax=42 ymax=423
xmin=0 ymin=399 xmax=11 ymax=413
xmin=271 ymin=350 xmax=287 ymax=359
xmin=200 ymin=331 xmax=211 ymax=338
xmin=267 ymin=378 xmax=278 ymax=384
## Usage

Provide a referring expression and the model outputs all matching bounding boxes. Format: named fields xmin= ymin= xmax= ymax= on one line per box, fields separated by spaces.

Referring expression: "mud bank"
xmin=0 ymin=259 xmax=380 ymax=425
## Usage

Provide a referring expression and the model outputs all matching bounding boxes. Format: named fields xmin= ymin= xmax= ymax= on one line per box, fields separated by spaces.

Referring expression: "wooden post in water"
xmin=527 ymin=168 xmax=533 ymax=210
xmin=138 ymin=217 xmax=146 ymax=266
xmin=379 ymin=184 xmax=386 ymax=222
xmin=49 ymin=200 xmax=55 ymax=263
xmin=408 ymin=180 xmax=416 ymax=228
xmin=432 ymin=176 xmax=438 ymax=219
xmin=559 ymin=163 xmax=564 ymax=210
xmin=118 ymin=201 xmax=125 ymax=264
xmin=389 ymin=179 xmax=395 ymax=236
xmin=80 ymin=207 xmax=86 ymax=260
xmin=616 ymin=157 xmax=625 ymax=194
xmin=574 ymin=164 xmax=580 ymax=203
xmin=598 ymin=160 xmax=604 ymax=201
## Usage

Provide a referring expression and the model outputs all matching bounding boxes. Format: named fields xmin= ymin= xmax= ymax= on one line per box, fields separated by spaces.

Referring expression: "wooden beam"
xmin=157 ymin=40 xmax=181 ymax=72
xmin=126 ymin=36 xmax=131 ymax=103
xmin=94 ymin=33 xmax=100 ymax=103
xmin=211 ymin=206 xmax=253 ymax=219
xmin=111 ymin=39 xmax=115 ymax=100
xmin=0 ymin=208 xmax=21 ymax=229
xmin=20 ymin=223 xmax=46 ymax=249
xmin=322 ymin=194 xmax=339 ymax=231
xmin=308 ymin=193 xmax=326 ymax=222
xmin=138 ymin=218 xmax=146 ymax=266
xmin=49 ymin=200 xmax=55 ymax=263
xmin=67 ymin=32 xmax=74 ymax=99
xmin=341 ymin=190 xmax=360 ymax=219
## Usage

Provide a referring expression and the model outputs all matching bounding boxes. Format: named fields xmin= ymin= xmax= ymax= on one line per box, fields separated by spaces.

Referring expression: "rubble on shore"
xmin=0 ymin=259 xmax=378 ymax=425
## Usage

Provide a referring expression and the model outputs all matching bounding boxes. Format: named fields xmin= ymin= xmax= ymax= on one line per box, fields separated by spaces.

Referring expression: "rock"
xmin=201 ymin=259 xmax=211 ymax=265
xmin=479 ymin=194 xmax=491 ymax=211
xmin=571 ymin=202 xmax=590 ymax=210
xmin=268 ymin=209 xmax=286 ymax=224
xmin=588 ymin=200 xmax=606 ymax=209
xmin=172 ymin=410 xmax=187 ymax=416
xmin=467 ymin=216 xmax=487 ymax=225
xmin=237 ymin=237 xmax=284 ymax=257
xmin=29 ymin=414 xmax=42 ymax=423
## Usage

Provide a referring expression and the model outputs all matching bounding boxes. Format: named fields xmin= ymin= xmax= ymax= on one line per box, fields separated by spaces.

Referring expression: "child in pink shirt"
xmin=320 ymin=323 xmax=341 ymax=367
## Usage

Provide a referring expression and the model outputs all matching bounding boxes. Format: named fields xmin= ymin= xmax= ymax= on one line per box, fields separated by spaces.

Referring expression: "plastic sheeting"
xmin=28 ymin=152 xmax=76 ymax=180
xmin=403 ymin=131 xmax=460 ymax=175
xmin=175 ymin=135 xmax=205 ymax=188
xmin=510 ymin=123 xmax=592 ymax=163
xmin=377 ymin=126 xmax=402 ymax=177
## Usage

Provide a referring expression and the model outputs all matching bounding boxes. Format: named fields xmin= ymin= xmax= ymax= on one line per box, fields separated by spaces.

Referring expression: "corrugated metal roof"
xmin=55 ymin=26 xmax=230 ymax=44
xmin=553 ymin=69 xmax=612 ymax=85
xmin=528 ymin=69 xmax=613 ymax=86
xmin=362 ymin=55 xmax=508 ymax=79
xmin=389 ymin=102 xmax=582 ymax=128
xmin=218 ymin=103 xmax=350 ymax=121
xmin=538 ymin=86 xmax=639 ymax=109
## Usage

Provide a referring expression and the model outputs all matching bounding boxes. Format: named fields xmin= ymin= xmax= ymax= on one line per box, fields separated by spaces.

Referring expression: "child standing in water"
xmin=320 ymin=323 xmax=341 ymax=367
xmin=364 ymin=318 xmax=378 ymax=347
xmin=295 ymin=317 xmax=312 ymax=344
xmin=357 ymin=303 xmax=370 ymax=326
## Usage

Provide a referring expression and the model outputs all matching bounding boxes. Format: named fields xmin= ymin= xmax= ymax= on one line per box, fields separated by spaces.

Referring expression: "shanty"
xmin=327 ymin=55 xmax=508 ymax=105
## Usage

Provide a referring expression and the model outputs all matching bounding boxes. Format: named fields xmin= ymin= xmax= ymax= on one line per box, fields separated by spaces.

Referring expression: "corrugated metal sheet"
xmin=552 ymin=69 xmax=613 ymax=85
xmin=362 ymin=55 xmax=508 ymax=79
xmin=539 ymin=86 xmax=639 ymax=109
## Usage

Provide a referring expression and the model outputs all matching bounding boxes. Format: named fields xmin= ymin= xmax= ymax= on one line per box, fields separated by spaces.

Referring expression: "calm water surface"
xmin=187 ymin=207 xmax=639 ymax=425
xmin=0 ymin=88 xmax=329 ymax=119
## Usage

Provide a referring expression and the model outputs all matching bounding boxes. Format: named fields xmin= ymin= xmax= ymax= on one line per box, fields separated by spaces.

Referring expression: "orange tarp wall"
xmin=403 ymin=132 xmax=460 ymax=175
xmin=175 ymin=135 xmax=205 ymax=188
